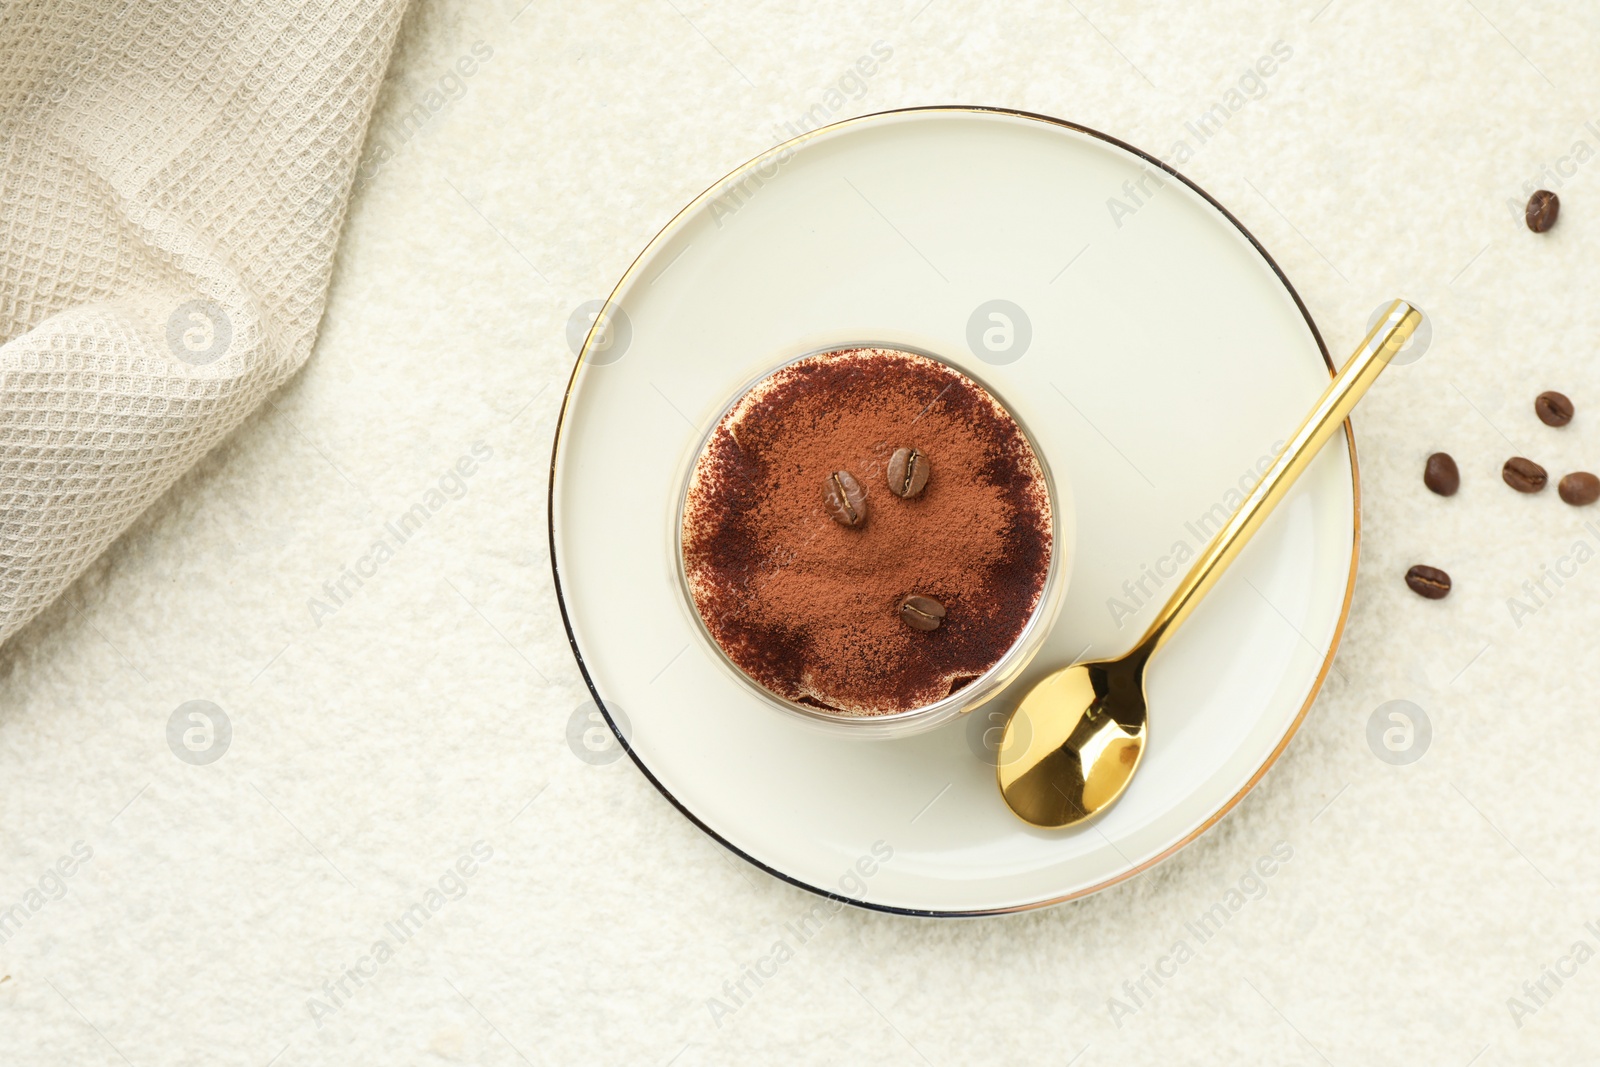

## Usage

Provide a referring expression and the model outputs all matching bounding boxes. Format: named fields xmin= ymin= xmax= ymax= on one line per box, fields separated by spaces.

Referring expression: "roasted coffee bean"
xmin=887 ymin=447 xmax=930 ymax=498
xmin=1502 ymin=456 xmax=1548 ymax=493
xmin=1535 ymin=390 xmax=1574 ymax=427
xmin=1405 ymin=565 xmax=1451 ymax=600
xmin=899 ymin=594 xmax=946 ymax=631
xmin=1526 ymin=189 xmax=1560 ymax=233
xmin=1559 ymin=471 xmax=1600 ymax=506
xmin=1423 ymin=452 xmax=1459 ymax=496
xmin=822 ymin=469 xmax=867 ymax=526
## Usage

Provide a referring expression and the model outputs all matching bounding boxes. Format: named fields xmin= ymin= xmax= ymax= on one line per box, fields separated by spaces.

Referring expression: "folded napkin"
xmin=0 ymin=0 xmax=408 ymax=646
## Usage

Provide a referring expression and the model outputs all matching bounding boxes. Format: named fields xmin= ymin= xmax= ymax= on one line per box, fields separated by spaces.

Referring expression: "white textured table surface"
xmin=5 ymin=1 xmax=1600 ymax=1063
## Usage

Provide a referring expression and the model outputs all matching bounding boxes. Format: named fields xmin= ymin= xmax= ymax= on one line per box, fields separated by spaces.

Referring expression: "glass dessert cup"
xmin=674 ymin=345 xmax=1071 ymax=741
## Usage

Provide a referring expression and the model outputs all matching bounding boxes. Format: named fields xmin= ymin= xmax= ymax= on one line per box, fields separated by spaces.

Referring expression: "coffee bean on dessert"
xmin=1526 ymin=189 xmax=1560 ymax=233
xmin=1405 ymin=565 xmax=1451 ymax=600
xmin=823 ymin=470 xmax=867 ymax=526
xmin=1502 ymin=456 xmax=1548 ymax=493
xmin=1535 ymin=390 xmax=1574 ymax=427
xmin=1559 ymin=471 xmax=1600 ymax=506
xmin=887 ymin=446 xmax=930 ymax=498
xmin=899 ymin=594 xmax=946 ymax=631
xmin=1423 ymin=452 xmax=1459 ymax=496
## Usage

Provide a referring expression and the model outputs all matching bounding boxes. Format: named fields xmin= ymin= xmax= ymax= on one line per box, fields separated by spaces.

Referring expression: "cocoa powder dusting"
xmin=682 ymin=348 xmax=1053 ymax=715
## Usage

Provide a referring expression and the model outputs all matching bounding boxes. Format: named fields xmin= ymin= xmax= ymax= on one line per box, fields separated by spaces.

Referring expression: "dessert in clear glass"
xmin=678 ymin=346 xmax=1066 ymax=738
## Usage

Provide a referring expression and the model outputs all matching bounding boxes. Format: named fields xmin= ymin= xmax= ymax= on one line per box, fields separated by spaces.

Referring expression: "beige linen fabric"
xmin=0 ymin=0 xmax=407 ymax=645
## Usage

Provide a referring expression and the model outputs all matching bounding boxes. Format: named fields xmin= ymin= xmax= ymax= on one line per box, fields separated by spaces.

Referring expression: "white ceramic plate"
xmin=549 ymin=108 xmax=1355 ymax=915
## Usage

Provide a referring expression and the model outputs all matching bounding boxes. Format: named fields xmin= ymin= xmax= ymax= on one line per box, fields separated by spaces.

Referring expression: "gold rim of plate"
xmin=546 ymin=105 xmax=1359 ymax=916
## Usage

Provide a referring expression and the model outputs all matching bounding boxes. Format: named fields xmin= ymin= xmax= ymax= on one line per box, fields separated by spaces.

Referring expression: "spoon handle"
xmin=1134 ymin=300 xmax=1424 ymax=659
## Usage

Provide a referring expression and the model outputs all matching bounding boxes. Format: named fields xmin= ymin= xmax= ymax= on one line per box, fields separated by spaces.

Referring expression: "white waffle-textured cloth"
xmin=0 ymin=0 xmax=407 ymax=646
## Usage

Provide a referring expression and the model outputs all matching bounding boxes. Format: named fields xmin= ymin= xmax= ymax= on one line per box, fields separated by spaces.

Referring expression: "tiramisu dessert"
xmin=680 ymin=347 xmax=1053 ymax=716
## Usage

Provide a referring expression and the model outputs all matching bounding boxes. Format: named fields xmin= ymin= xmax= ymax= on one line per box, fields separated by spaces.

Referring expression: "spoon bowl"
xmin=998 ymin=656 xmax=1147 ymax=827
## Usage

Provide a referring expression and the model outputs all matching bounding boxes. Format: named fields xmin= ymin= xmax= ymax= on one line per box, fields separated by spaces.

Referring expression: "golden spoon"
xmin=998 ymin=300 xmax=1424 ymax=828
